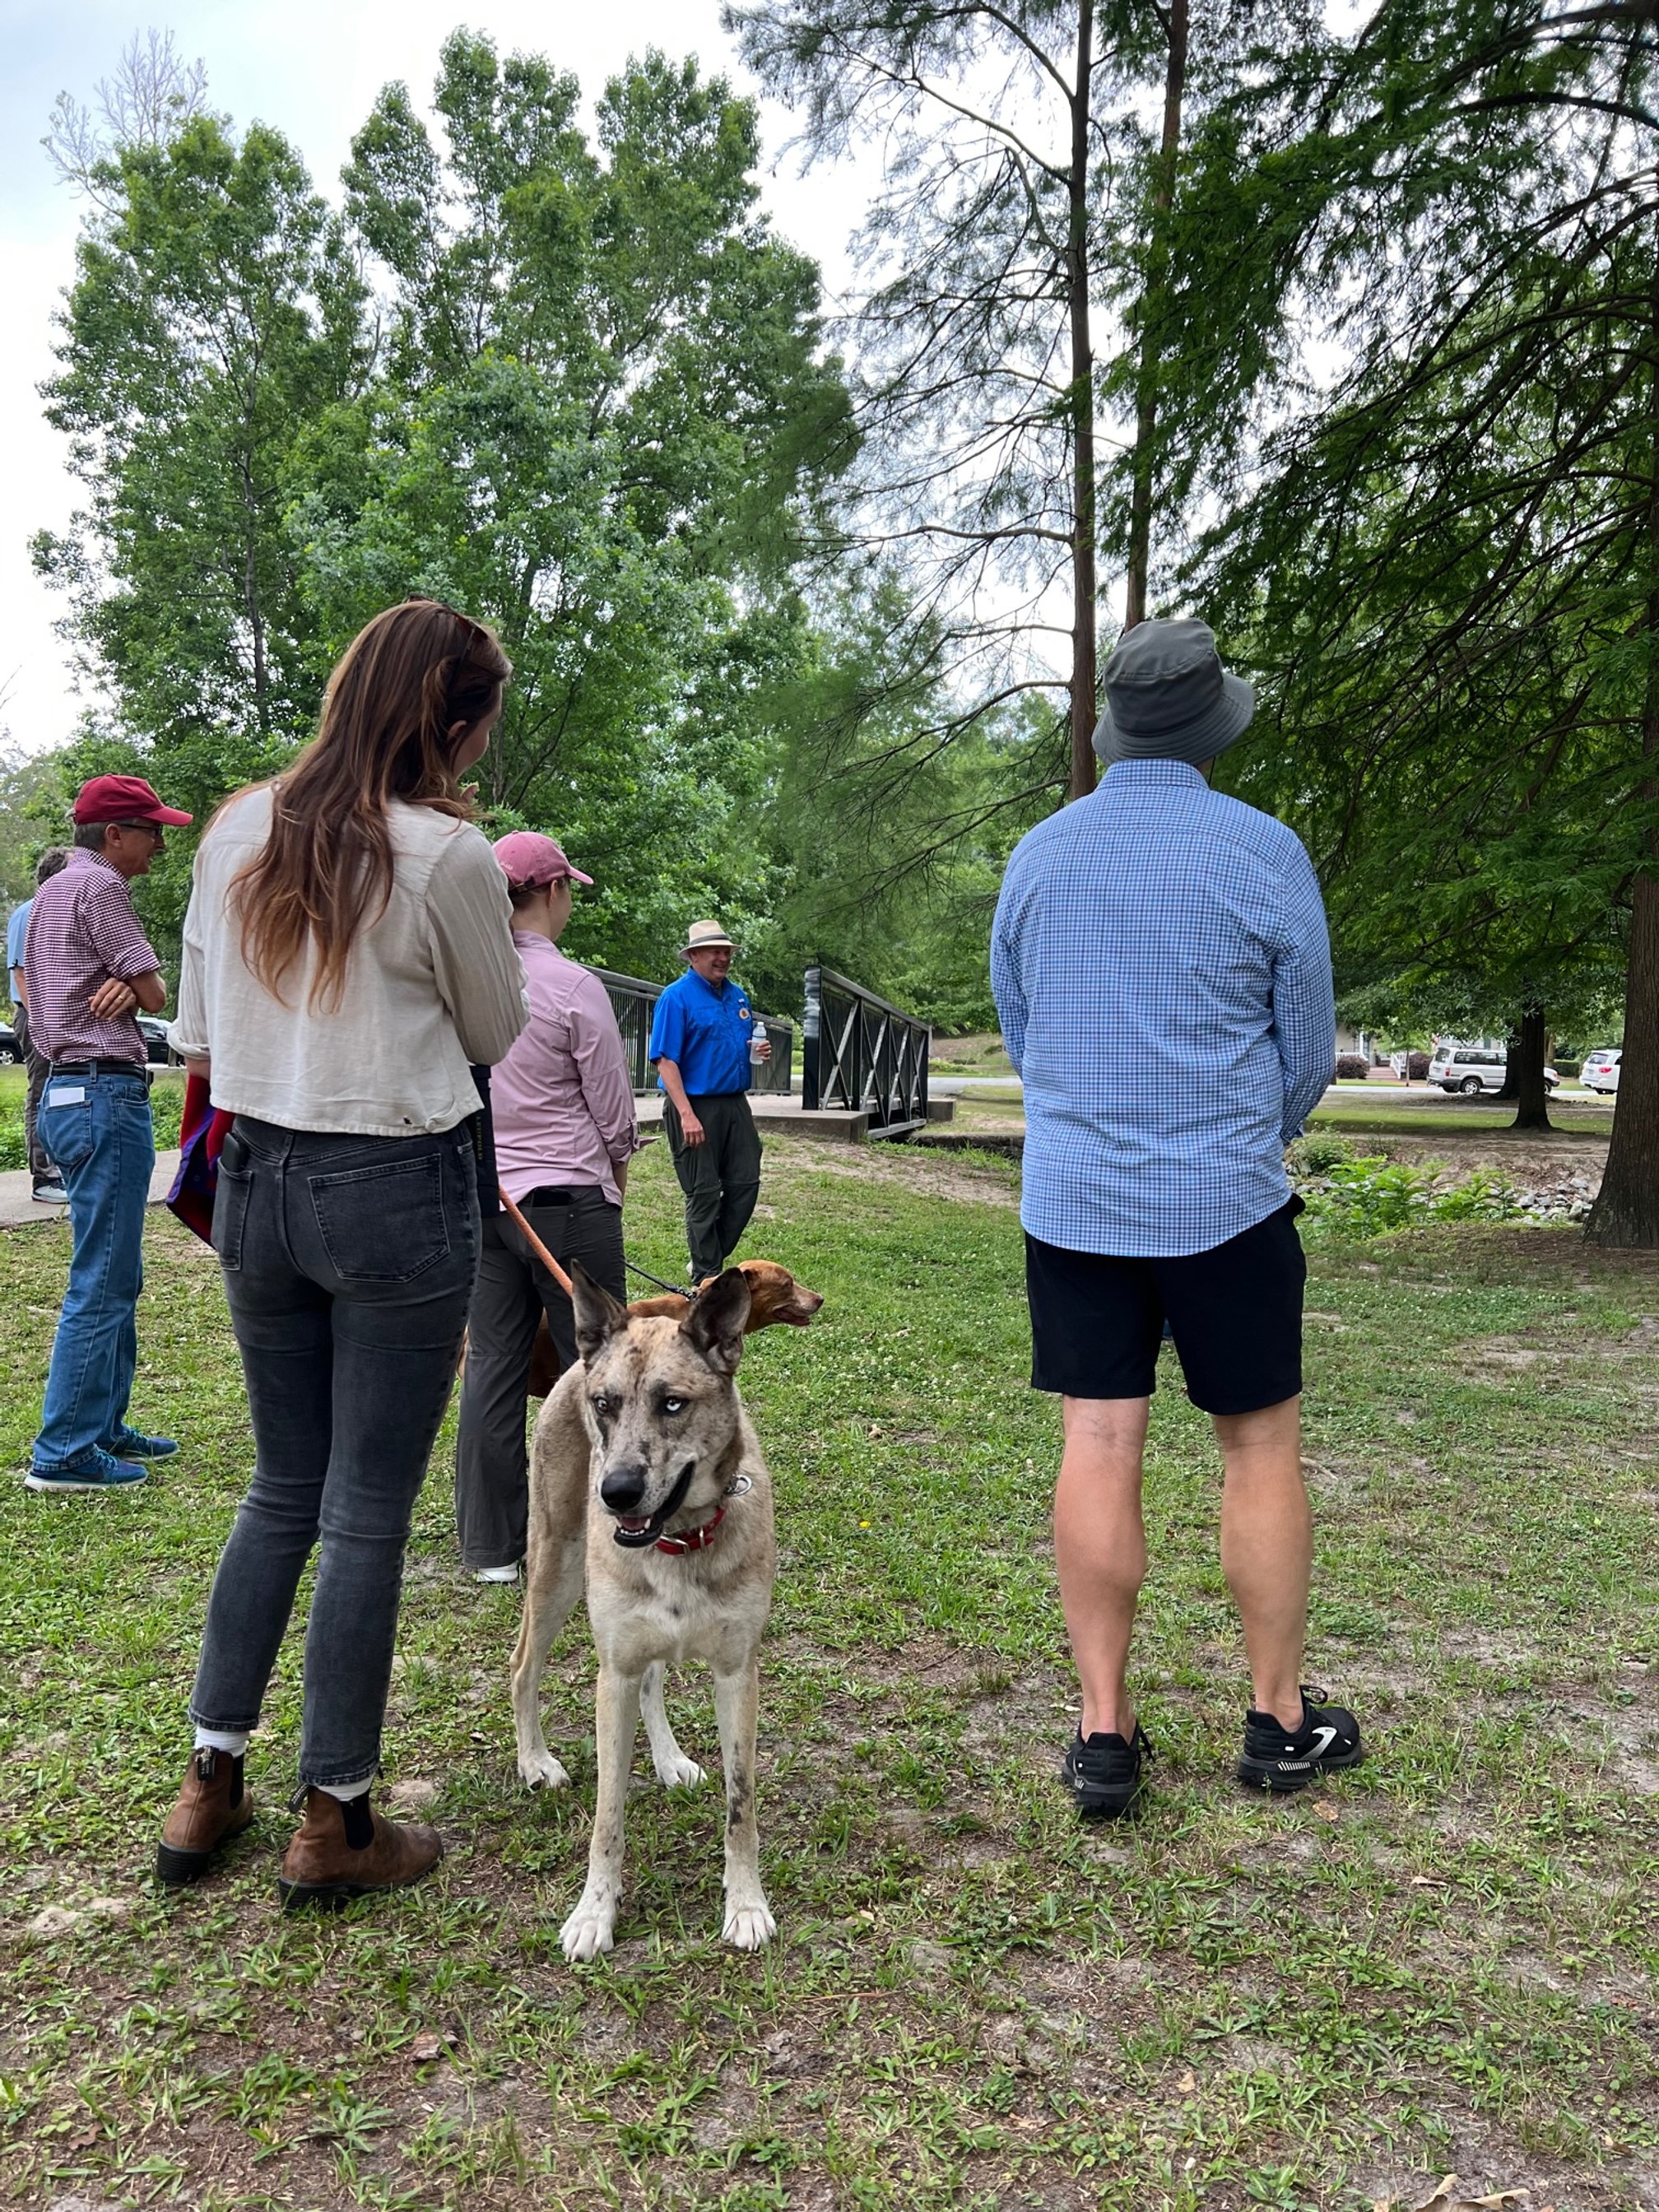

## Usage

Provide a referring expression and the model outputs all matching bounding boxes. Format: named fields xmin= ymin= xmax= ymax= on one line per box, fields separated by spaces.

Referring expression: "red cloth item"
xmin=165 ymin=1072 xmax=236 ymax=1243
xmin=72 ymin=774 xmax=192 ymax=826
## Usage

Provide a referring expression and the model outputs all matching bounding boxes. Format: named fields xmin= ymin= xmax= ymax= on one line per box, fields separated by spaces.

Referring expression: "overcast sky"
xmin=0 ymin=1 xmax=868 ymax=760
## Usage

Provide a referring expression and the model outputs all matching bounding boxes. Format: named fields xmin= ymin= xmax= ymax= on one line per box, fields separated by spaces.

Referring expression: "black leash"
xmin=625 ymin=1257 xmax=699 ymax=1299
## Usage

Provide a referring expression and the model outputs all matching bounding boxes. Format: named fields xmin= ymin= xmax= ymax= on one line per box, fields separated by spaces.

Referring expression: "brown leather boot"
xmin=276 ymin=1787 xmax=443 ymax=1911
xmin=156 ymin=1748 xmax=255 ymax=1885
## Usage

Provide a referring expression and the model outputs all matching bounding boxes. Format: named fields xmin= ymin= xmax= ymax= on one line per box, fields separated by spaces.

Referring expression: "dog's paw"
xmin=560 ymin=1898 xmax=617 ymax=1963
xmin=518 ymin=1749 xmax=571 ymax=1791
xmin=722 ymin=1898 xmax=776 ymax=1950
xmin=653 ymin=1750 xmax=706 ymax=1790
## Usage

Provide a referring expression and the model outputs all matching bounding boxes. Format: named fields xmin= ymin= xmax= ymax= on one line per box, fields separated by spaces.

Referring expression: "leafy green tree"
xmin=1179 ymin=0 xmax=1659 ymax=1234
xmin=293 ymin=34 xmax=854 ymax=984
xmin=35 ymin=112 xmax=368 ymax=815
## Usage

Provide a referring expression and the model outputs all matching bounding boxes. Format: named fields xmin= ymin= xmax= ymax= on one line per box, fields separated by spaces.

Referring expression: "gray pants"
xmin=664 ymin=1092 xmax=763 ymax=1282
xmin=453 ymin=1191 xmax=625 ymax=1570
xmin=193 ymin=1117 xmax=480 ymax=1788
xmin=15 ymin=1004 xmax=51 ymax=1183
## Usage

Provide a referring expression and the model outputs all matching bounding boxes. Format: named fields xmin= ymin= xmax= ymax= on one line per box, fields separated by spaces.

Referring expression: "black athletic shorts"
xmin=1025 ymin=1197 xmax=1306 ymax=1415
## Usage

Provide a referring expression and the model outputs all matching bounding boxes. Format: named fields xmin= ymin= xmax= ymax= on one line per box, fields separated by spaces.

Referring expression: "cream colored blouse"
xmin=171 ymin=786 xmax=528 ymax=1137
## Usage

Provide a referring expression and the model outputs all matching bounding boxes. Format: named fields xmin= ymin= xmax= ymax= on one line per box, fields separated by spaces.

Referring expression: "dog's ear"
xmin=569 ymin=1260 xmax=630 ymax=1363
xmin=681 ymin=1266 xmax=751 ymax=1377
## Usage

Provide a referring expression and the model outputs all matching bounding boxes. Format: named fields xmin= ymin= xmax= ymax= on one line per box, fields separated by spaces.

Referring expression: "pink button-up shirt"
xmin=23 ymin=849 xmax=160 ymax=1066
xmin=492 ymin=933 xmax=640 ymax=1206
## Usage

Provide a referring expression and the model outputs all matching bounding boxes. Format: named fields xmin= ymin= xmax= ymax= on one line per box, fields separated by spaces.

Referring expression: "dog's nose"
xmin=601 ymin=1464 xmax=648 ymax=1514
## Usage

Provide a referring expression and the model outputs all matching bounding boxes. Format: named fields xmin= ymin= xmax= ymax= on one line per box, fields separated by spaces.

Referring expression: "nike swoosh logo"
xmin=1308 ymin=1725 xmax=1339 ymax=1759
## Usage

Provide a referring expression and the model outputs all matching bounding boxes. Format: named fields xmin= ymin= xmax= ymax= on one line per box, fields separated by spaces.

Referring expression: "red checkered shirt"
xmin=22 ymin=849 xmax=160 ymax=1066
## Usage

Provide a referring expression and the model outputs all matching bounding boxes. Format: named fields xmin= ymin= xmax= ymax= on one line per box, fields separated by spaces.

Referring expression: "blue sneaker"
xmin=26 ymin=1450 xmax=149 ymax=1494
xmin=102 ymin=1427 xmax=179 ymax=1461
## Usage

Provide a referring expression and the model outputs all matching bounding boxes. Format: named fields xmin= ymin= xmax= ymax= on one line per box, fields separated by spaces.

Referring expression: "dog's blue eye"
xmin=662 ymin=1396 xmax=686 ymax=1415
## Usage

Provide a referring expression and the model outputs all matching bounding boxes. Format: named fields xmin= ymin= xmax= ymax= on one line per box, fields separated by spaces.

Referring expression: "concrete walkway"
xmin=0 ymin=1150 xmax=182 ymax=1232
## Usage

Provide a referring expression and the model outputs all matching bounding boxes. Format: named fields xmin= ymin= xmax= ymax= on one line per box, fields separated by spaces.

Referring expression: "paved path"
xmin=0 ymin=1150 xmax=182 ymax=1233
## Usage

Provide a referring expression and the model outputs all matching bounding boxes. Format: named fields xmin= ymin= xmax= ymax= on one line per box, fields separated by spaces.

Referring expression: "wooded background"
xmin=10 ymin=3 xmax=1657 ymax=1238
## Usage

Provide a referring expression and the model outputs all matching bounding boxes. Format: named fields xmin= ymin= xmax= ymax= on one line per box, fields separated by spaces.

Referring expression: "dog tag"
xmin=45 ymin=1086 xmax=87 ymax=1107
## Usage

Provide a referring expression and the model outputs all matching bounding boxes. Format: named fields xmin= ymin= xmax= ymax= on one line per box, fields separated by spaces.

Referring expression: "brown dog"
xmin=524 ymin=1257 xmax=823 ymax=1397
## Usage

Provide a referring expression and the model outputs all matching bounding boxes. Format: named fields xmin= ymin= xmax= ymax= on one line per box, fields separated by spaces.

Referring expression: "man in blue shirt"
xmin=7 ymin=847 xmax=71 ymax=1202
xmin=648 ymin=918 xmax=770 ymax=1280
xmin=992 ymin=619 xmax=1361 ymax=1818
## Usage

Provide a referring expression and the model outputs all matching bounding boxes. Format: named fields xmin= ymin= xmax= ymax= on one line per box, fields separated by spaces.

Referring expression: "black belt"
xmin=49 ymin=1059 xmax=146 ymax=1077
xmin=519 ymin=1183 xmax=605 ymax=1208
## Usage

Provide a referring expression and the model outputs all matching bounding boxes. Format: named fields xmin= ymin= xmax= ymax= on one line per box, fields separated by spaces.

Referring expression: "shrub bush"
xmin=1299 ymin=1155 xmax=1528 ymax=1241
xmin=1407 ymin=1051 xmax=1430 ymax=1080
xmin=1287 ymin=1130 xmax=1357 ymax=1177
xmin=1335 ymin=1054 xmax=1369 ymax=1080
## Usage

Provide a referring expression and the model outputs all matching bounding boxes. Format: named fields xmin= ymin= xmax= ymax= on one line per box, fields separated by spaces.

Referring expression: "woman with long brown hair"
xmin=156 ymin=600 xmax=529 ymax=1906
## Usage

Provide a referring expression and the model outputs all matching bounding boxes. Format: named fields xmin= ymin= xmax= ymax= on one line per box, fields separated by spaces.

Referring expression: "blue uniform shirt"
xmin=992 ymin=759 xmax=1335 ymax=1258
xmin=649 ymin=968 xmax=756 ymax=1096
xmin=7 ymin=898 xmax=31 ymax=987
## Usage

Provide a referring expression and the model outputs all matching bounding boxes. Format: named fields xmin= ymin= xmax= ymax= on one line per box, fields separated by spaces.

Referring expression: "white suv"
xmin=1428 ymin=1045 xmax=1560 ymax=1095
xmin=1581 ymin=1048 xmax=1622 ymax=1094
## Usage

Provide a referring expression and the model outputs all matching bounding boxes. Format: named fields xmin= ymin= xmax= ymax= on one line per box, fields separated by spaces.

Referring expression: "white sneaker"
xmin=473 ymin=1563 xmax=520 ymax=1584
xmin=32 ymin=1182 xmax=67 ymax=1204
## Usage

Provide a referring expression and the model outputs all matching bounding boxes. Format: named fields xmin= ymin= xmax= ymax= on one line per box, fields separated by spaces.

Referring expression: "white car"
xmin=1428 ymin=1045 xmax=1560 ymax=1095
xmin=1580 ymin=1048 xmax=1622 ymax=1094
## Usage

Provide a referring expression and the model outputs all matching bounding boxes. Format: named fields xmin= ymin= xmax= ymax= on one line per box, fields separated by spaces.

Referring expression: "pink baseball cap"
xmin=491 ymin=830 xmax=592 ymax=889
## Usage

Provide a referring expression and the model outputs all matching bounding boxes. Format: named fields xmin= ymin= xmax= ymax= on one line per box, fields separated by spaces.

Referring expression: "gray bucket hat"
xmin=1092 ymin=618 xmax=1254 ymax=767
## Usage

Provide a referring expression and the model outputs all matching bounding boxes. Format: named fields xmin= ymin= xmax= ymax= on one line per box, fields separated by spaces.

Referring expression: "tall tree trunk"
xmin=1066 ymin=0 xmax=1099 ymax=802
xmin=1586 ymin=874 xmax=1659 ymax=1243
xmin=1587 ymin=227 xmax=1659 ymax=1246
xmin=1509 ymin=1002 xmax=1553 ymax=1132
xmin=1122 ymin=0 xmax=1189 ymax=634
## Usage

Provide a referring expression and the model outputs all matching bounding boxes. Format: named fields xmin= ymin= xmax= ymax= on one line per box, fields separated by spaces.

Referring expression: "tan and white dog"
xmin=510 ymin=1262 xmax=812 ymax=1959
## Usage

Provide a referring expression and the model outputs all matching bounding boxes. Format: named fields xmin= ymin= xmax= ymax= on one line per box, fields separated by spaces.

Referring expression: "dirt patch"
xmin=775 ymin=1133 xmax=1020 ymax=1209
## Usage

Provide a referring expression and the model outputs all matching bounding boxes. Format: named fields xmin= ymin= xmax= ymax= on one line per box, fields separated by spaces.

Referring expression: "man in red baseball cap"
xmin=21 ymin=773 xmax=192 ymax=1493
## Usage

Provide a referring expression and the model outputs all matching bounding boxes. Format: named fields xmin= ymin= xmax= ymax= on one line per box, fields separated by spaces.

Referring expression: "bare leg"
xmin=712 ymin=1662 xmax=773 ymax=1949
xmin=1215 ymin=1395 xmax=1309 ymax=1731
xmin=509 ymin=1536 xmax=584 ymax=1790
xmin=642 ymin=1661 xmax=705 ymax=1788
xmin=560 ymin=1666 xmax=641 ymax=1961
xmin=1054 ymin=1396 xmax=1150 ymax=1739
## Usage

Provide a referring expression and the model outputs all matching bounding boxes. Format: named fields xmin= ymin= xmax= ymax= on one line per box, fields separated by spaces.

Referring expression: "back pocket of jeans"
xmin=211 ymin=1129 xmax=253 ymax=1273
xmin=309 ymin=1153 xmax=450 ymax=1282
xmin=39 ymin=1090 xmax=95 ymax=1174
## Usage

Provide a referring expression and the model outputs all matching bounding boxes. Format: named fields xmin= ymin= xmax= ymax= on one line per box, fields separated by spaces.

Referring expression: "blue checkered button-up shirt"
xmin=991 ymin=760 xmax=1334 ymax=1257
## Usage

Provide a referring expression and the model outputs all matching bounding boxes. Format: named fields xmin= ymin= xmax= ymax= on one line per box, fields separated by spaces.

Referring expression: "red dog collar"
xmin=654 ymin=1504 xmax=726 ymax=1556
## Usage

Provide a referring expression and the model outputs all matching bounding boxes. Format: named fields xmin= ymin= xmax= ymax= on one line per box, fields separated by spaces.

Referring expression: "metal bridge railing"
xmin=801 ymin=966 xmax=930 ymax=1131
xmin=590 ymin=968 xmax=794 ymax=1098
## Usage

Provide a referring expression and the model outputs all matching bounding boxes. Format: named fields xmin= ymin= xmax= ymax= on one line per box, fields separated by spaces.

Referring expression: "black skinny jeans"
xmin=190 ymin=1117 xmax=480 ymax=1787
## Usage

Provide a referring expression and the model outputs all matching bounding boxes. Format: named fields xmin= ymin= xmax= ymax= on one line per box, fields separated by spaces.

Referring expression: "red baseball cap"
xmin=491 ymin=830 xmax=592 ymax=888
xmin=72 ymin=774 xmax=193 ymax=827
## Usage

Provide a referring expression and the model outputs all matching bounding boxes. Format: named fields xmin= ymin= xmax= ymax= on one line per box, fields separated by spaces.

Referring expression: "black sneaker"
xmin=1062 ymin=1722 xmax=1154 ymax=1818
xmin=1237 ymin=1687 xmax=1363 ymax=1794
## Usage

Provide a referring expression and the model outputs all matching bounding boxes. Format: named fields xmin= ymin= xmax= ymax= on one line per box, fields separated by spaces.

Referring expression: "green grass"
xmin=1308 ymin=1097 xmax=1613 ymax=1139
xmin=0 ymin=1137 xmax=1656 ymax=2210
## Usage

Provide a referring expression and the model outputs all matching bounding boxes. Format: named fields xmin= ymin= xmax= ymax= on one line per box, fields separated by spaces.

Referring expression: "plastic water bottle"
xmin=748 ymin=1023 xmax=766 ymax=1065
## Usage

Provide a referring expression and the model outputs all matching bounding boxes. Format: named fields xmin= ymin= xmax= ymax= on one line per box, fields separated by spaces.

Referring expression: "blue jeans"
xmin=33 ymin=1066 xmax=155 ymax=1472
xmin=189 ymin=1118 xmax=480 ymax=1787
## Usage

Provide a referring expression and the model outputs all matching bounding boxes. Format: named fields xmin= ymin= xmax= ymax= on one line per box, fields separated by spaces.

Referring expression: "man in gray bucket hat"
xmin=992 ymin=617 xmax=1360 ymax=1819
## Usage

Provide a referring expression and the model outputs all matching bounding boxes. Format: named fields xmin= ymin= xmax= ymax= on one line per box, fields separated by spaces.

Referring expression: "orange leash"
xmin=497 ymin=1184 xmax=574 ymax=1296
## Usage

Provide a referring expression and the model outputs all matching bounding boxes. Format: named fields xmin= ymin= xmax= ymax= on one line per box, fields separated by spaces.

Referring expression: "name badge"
xmin=45 ymin=1086 xmax=87 ymax=1107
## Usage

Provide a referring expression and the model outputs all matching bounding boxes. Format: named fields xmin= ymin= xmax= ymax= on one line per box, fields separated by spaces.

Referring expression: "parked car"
xmin=1428 ymin=1045 xmax=1560 ymax=1095
xmin=0 ymin=1020 xmax=20 ymax=1066
xmin=136 ymin=1015 xmax=174 ymax=1065
xmin=1580 ymin=1047 xmax=1622 ymax=1094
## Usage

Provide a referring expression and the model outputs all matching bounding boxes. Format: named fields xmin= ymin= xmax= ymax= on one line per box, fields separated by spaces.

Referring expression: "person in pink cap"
xmin=453 ymin=830 xmax=642 ymax=1581
xmin=23 ymin=774 xmax=192 ymax=1492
